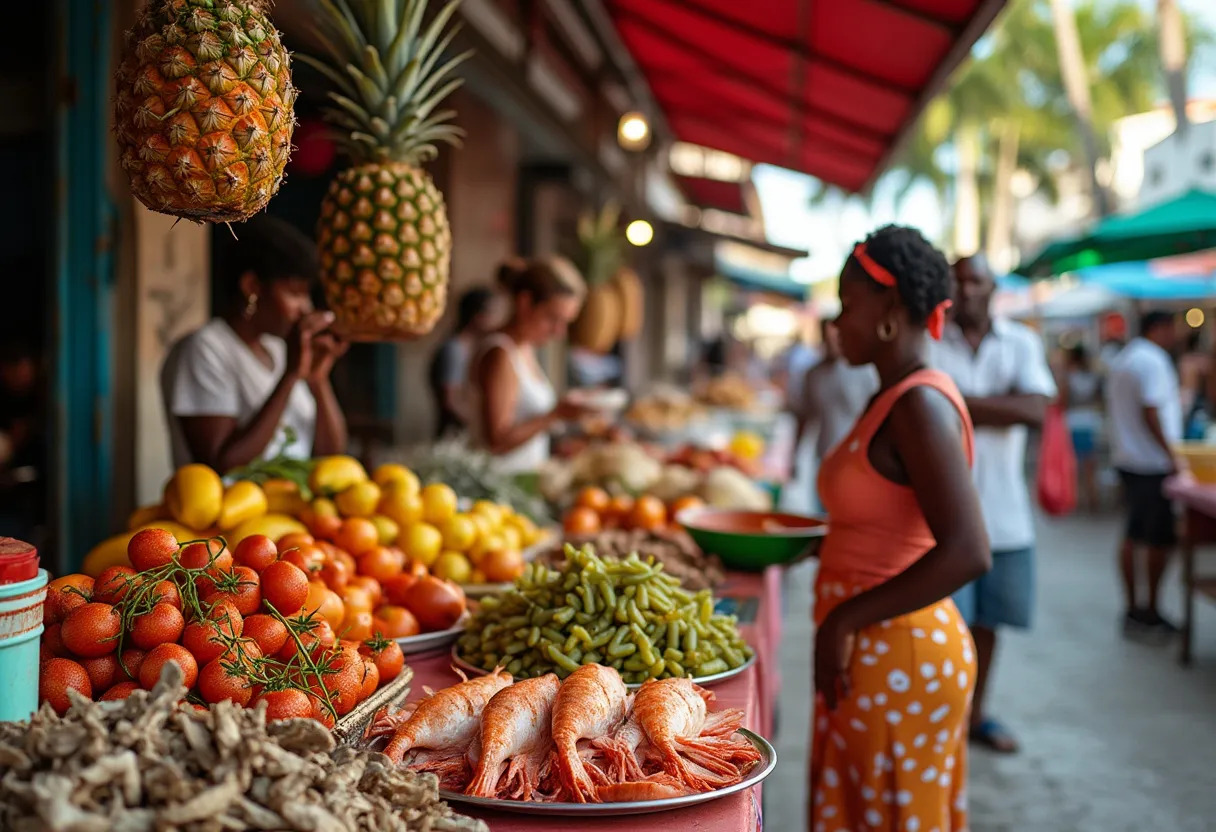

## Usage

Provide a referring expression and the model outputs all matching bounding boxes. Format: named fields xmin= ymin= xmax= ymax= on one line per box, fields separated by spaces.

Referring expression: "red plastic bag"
xmin=1037 ymin=404 xmax=1077 ymax=516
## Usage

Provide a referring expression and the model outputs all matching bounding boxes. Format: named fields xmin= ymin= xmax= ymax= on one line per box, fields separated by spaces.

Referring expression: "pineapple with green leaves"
xmin=301 ymin=0 xmax=470 ymax=340
xmin=570 ymin=202 xmax=644 ymax=351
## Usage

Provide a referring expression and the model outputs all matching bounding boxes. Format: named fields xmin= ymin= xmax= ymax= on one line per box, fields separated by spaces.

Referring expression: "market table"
xmin=1163 ymin=475 xmax=1216 ymax=665
xmin=401 ymin=565 xmax=785 ymax=831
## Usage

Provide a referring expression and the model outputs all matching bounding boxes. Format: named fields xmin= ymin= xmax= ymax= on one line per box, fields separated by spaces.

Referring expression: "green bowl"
xmin=676 ymin=508 xmax=827 ymax=571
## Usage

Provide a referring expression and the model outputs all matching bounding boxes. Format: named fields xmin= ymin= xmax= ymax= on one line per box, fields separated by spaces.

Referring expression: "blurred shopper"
xmin=1060 ymin=344 xmax=1104 ymax=511
xmin=793 ymin=318 xmax=877 ymax=509
xmin=428 ymin=287 xmax=502 ymax=438
xmin=161 ymin=215 xmax=348 ymax=470
xmin=810 ymin=226 xmax=989 ymax=832
xmin=1107 ymin=311 xmax=1182 ymax=636
xmin=469 ymin=257 xmax=591 ymax=473
xmin=928 ymin=254 xmax=1055 ymax=755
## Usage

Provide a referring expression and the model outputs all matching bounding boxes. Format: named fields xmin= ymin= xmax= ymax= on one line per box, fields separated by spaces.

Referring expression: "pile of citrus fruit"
xmin=40 ymin=529 xmax=408 ymax=725
xmin=561 ymin=487 xmax=705 ymax=536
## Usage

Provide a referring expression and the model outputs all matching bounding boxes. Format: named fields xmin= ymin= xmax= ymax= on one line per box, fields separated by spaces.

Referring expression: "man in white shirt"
xmin=928 ymin=255 xmax=1055 ymax=755
xmin=1106 ymin=311 xmax=1182 ymax=636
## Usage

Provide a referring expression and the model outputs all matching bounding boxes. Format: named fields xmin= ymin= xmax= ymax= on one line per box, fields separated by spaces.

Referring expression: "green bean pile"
xmin=456 ymin=544 xmax=754 ymax=684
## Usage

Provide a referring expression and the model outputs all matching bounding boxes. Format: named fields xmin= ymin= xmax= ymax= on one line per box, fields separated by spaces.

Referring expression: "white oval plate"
xmin=438 ymin=728 xmax=775 ymax=816
xmin=448 ymin=645 xmax=755 ymax=690
xmin=394 ymin=613 xmax=470 ymax=656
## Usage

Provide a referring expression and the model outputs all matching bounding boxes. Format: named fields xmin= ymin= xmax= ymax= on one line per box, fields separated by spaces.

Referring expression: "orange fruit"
xmin=336 ymin=517 xmax=379 ymax=556
xmin=341 ymin=609 xmax=374 ymax=642
xmin=604 ymin=495 xmax=634 ymax=527
xmin=277 ymin=532 xmax=316 ymax=552
xmin=356 ymin=545 xmax=405 ymax=582
xmin=575 ymin=486 xmax=611 ymax=513
xmin=628 ymin=495 xmax=667 ymax=531
xmin=61 ymin=603 xmax=122 ymax=658
xmin=303 ymin=582 xmax=346 ymax=631
xmin=40 ymin=658 xmax=92 ymax=713
xmin=668 ymin=495 xmax=704 ymax=518
xmin=563 ymin=506 xmax=602 ymax=536
xmin=348 ymin=575 xmax=383 ymax=608
xmin=371 ymin=604 xmax=420 ymax=639
xmin=340 ymin=585 xmax=375 ymax=617
xmin=481 ymin=548 xmax=525 ymax=583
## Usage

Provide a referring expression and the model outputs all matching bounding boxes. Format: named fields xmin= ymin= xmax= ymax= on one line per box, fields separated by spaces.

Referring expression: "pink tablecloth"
xmin=404 ymin=566 xmax=785 ymax=832
xmin=1165 ymin=474 xmax=1216 ymax=515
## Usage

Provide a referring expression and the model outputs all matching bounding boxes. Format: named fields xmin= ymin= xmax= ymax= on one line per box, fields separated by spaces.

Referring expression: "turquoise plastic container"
xmin=0 ymin=569 xmax=48 ymax=722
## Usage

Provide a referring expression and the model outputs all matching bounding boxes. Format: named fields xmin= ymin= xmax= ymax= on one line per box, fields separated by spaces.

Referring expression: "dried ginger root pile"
xmin=0 ymin=664 xmax=486 ymax=832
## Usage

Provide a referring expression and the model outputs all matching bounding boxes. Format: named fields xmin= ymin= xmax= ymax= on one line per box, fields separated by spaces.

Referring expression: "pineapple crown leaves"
xmin=574 ymin=201 xmax=625 ymax=286
xmin=298 ymin=0 xmax=471 ymax=165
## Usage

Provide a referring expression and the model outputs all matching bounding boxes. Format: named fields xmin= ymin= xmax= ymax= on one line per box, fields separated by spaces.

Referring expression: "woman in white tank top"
xmin=468 ymin=257 xmax=589 ymax=473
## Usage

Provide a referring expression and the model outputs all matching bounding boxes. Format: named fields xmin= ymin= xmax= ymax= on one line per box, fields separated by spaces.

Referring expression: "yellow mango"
xmin=309 ymin=455 xmax=368 ymax=496
xmin=127 ymin=503 xmax=168 ymax=530
xmin=372 ymin=463 xmax=420 ymax=496
xmin=218 ymin=480 xmax=269 ymax=530
xmin=163 ymin=464 xmax=224 ymax=531
xmin=335 ymin=480 xmax=381 ymax=518
xmin=262 ymin=478 xmax=309 ymax=515
xmin=228 ymin=513 xmax=308 ymax=547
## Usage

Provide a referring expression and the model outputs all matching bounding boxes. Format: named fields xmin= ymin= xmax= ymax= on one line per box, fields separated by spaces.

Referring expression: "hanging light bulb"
xmin=625 ymin=219 xmax=654 ymax=246
xmin=618 ymin=112 xmax=651 ymax=151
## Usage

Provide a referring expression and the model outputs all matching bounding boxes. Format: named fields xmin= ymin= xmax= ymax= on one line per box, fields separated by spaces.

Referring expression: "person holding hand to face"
xmin=161 ymin=215 xmax=349 ymax=470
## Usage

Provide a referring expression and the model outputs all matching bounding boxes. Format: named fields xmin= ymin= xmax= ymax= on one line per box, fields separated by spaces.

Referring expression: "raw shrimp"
xmin=597 ymin=775 xmax=687 ymax=803
xmin=466 ymin=674 xmax=560 ymax=800
xmin=550 ymin=664 xmax=628 ymax=802
xmin=630 ymin=678 xmax=756 ymax=791
xmin=371 ymin=667 xmax=512 ymax=766
xmin=592 ymin=706 xmax=647 ymax=782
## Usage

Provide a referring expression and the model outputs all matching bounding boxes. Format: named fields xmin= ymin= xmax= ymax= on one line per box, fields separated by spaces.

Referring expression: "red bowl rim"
xmin=675 ymin=508 xmax=827 ymax=538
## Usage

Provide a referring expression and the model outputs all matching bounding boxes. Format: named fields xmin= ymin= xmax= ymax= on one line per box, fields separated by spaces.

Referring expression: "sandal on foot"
xmin=969 ymin=718 xmax=1020 ymax=754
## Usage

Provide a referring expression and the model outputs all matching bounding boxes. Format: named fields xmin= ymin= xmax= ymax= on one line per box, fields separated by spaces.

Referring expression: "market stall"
xmin=1163 ymin=474 xmax=1216 ymax=666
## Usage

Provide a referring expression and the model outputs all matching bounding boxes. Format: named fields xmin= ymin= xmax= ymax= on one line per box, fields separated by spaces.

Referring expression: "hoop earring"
xmin=244 ymin=294 xmax=258 ymax=319
xmin=877 ymin=320 xmax=897 ymax=342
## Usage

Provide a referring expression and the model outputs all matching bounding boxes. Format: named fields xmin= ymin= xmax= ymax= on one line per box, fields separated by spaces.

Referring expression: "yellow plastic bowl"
xmin=1175 ymin=444 xmax=1216 ymax=484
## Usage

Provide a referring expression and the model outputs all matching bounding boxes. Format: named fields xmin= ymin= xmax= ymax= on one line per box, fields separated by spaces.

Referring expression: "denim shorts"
xmin=952 ymin=547 xmax=1034 ymax=630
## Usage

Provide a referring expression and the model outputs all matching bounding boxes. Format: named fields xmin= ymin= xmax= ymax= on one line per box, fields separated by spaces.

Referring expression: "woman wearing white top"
xmin=161 ymin=215 xmax=348 ymax=470
xmin=469 ymin=257 xmax=590 ymax=473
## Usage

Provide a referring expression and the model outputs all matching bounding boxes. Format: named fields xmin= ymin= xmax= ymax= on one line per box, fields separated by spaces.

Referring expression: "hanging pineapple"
xmin=114 ymin=0 xmax=296 ymax=223
xmin=301 ymin=0 xmax=470 ymax=341
xmin=570 ymin=202 xmax=644 ymax=353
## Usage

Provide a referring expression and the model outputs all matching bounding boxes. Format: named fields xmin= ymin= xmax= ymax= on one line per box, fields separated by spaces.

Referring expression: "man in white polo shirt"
xmin=928 ymin=255 xmax=1055 ymax=755
xmin=1106 ymin=311 xmax=1181 ymax=636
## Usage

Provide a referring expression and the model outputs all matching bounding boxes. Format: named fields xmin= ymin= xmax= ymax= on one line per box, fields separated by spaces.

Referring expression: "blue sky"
xmin=755 ymin=0 xmax=1216 ymax=284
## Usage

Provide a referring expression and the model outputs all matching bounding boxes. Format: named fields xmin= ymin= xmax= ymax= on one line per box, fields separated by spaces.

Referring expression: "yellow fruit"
xmin=263 ymin=479 xmax=309 ymax=515
xmin=471 ymin=533 xmax=506 ymax=566
xmin=400 ymin=521 xmax=443 ymax=567
xmin=441 ymin=514 xmax=477 ymax=552
xmin=433 ymin=551 xmax=472 ymax=584
xmin=471 ymin=500 xmax=503 ymax=526
xmin=163 ymin=464 xmax=224 ymax=531
xmin=506 ymin=513 xmax=540 ymax=546
xmin=229 ymin=513 xmax=308 ymax=547
xmin=370 ymin=514 xmax=400 ymax=546
xmin=500 ymin=525 xmax=522 ymax=552
xmin=469 ymin=568 xmax=487 ymax=584
xmin=335 ymin=480 xmax=382 ymax=518
xmin=373 ymin=463 xmax=420 ymax=496
xmin=421 ymin=483 xmax=458 ymax=525
xmin=377 ymin=483 xmax=425 ymax=527
xmin=218 ymin=481 xmax=269 ymax=531
xmin=729 ymin=431 xmax=765 ymax=462
xmin=311 ymin=497 xmax=340 ymax=520
xmin=309 ymin=455 xmax=368 ymax=496
xmin=127 ymin=503 xmax=167 ymax=530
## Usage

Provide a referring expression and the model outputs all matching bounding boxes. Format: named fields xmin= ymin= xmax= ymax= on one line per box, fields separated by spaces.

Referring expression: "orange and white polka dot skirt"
xmin=809 ymin=580 xmax=976 ymax=832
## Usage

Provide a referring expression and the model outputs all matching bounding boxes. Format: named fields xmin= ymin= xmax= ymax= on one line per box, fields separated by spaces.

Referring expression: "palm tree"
xmin=1158 ymin=0 xmax=1189 ymax=135
xmin=1048 ymin=0 xmax=1111 ymax=215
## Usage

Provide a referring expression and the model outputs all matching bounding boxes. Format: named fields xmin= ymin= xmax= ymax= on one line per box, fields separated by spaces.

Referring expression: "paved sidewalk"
xmin=766 ymin=513 xmax=1216 ymax=832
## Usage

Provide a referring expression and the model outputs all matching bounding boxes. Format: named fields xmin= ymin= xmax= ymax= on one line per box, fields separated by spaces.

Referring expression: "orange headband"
xmin=852 ymin=243 xmax=952 ymax=341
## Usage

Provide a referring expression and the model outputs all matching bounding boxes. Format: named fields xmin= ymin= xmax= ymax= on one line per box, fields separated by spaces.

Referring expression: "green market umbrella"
xmin=1016 ymin=189 xmax=1216 ymax=278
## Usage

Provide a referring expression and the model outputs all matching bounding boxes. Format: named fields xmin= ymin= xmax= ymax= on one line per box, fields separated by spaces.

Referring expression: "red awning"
xmin=606 ymin=0 xmax=1006 ymax=192
xmin=678 ymin=176 xmax=748 ymax=215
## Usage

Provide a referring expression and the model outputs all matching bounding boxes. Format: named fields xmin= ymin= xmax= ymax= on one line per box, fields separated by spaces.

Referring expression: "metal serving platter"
xmin=438 ymin=728 xmax=776 ymax=817
xmin=394 ymin=614 xmax=470 ymax=656
xmin=448 ymin=645 xmax=756 ymax=690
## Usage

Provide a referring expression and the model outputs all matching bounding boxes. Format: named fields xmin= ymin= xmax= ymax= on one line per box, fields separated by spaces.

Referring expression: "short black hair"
xmin=1140 ymin=310 xmax=1174 ymax=336
xmin=853 ymin=225 xmax=951 ymax=324
xmin=456 ymin=287 xmax=496 ymax=331
xmin=215 ymin=215 xmax=319 ymax=308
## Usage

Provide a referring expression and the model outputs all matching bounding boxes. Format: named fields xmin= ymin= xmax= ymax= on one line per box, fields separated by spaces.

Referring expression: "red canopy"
xmin=678 ymin=176 xmax=749 ymax=215
xmin=606 ymin=0 xmax=1006 ymax=192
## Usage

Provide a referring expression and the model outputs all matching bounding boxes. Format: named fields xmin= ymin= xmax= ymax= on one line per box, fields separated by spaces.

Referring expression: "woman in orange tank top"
xmin=809 ymin=226 xmax=991 ymax=832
